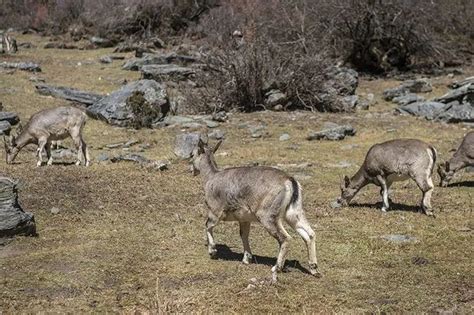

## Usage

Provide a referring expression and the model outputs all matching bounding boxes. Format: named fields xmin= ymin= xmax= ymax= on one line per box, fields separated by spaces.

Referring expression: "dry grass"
xmin=0 ymin=34 xmax=473 ymax=313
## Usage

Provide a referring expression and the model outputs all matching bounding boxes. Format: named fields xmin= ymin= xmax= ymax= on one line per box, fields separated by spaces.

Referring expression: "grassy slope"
xmin=0 ymin=34 xmax=472 ymax=313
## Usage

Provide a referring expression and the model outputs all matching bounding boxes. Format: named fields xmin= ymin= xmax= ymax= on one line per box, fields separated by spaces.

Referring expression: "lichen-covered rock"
xmin=0 ymin=177 xmax=36 ymax=237
xmin=87 ymin=80 xmax=169 ymax=127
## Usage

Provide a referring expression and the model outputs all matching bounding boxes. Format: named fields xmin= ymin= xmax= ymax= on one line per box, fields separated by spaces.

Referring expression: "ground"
xmin=0 ymin=34 xmax=472 ymax=313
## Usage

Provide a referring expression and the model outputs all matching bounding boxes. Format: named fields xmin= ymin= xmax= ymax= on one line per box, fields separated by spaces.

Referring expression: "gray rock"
xmin=87 ymin=80 xmax=169 ymax=127
xmin=96 ymin=153 xmax=109 ymax=162
xmin=36 ymin=84 xmax=104 ymax=106
xmin=382 ymin=234 xmax=417 ymax=243
xmin=307 ymin=124 xmax=356 ymax=141
xmin=436 ymin=102 xmax=474 ymax=123
xmin=0 ymin=112 xmax=19 ymax=125
xmin=249 ymin=124 xmax=265 ymax=135
xmin=174 ymin=132 xmax=206 ymax=159
xmin=279 ymin=133 xmax=290 ymax=141
xmin=383 ymin=78 xmax=432 ymax=101
xmin=90 ymin=36 xmax=114 ymax=48
xmin=181 ymin=122 xmax=204 ymax=129
xmin=0 ymin=177 xmax=36 ymax=237
xmin=50 ymin=207 xmax=60 ymax=215
xmin=0 ymin=121 xmax=11 ymax=135
xmin=450 ymin=76 xmax=474 ymax=89
xmin=29 ymin=76 xmax=45 ymax=83
xmin=99 ymin=55 xmax=113 ymax=64
xmin=273 ymin=104 xmax=284 ymax=111
xmin=318 ymin=67 xmax=359 ymax=112
xmin=141 ymin=64 xmax=196 ymax=81
xmin=265 ymin=90 xmax=287 ymax=107
xmin=341 ymin=95 xmax=359 ymax=109
xmin=434 ymin=82 xmax=473 ymax=104
xmin=251 ymin=131 xmax=263 ymax=138
xmin=212 ymin=111 xmax=228 ymax=122
xmin=397 ymin=101 xmax=447 ymax=120
xmin=204 ymin=120 xmax=219 ymax=128
xmin=392 ymin=93 xmax=425 ymax=106
xmin=0 ymin=61 xmax=41 ymax=72
xmin=209 ymin=129 xmax=225 ymax=140
xmin=110 ymin=153 xmax=169 ymax=171
xmin=123 ymin=52 xmax=198 ymax=71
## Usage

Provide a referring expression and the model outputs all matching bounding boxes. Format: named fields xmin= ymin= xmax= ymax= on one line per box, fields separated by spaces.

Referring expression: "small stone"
xmin=279 ymin=133 xmax=290 ymax=141
xmin=251 ymin=131 xmax=262 ymax=138
xmin=99 ymin=55 xmax=113 ymax=64
xmin=209 ymin=129 xmax=225 ymax=140
xmin=204 ymin=120 xmax=220 ymax=128
xmin=330 ymin=200 xmax=342 ymax=209
xmin=50 ymin=207 xmax=60 ymax=215
xmin=212 ymin=111 xmax=228 ymax=122
xmin=96 ymin=153 xmax=109 ymax=162
xmin=273 ymin=104 xmax=284 ymax=111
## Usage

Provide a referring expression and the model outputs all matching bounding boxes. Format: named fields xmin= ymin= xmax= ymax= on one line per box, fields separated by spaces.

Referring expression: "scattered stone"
xmin=99 ymin=55 xmax=113 ymax=64
xmin=382 ymin=234 xmax=417 ymax=243
xmin=383 ymin=78 xmax=432 ymax=101
xmin=204 ymin=120 xmax=219 ymax=128
xmin=29 ymin=76 xmax=45 ymax=83
xmin=174 ymin=133 xmax=206 ymax=159
xmin=307 ymin=124 xmax=356 ymax=141
xmin=87 ymin=80 xmax=169 ymax=127
xmin=96 ymin=153 xmax=109 ymax=162
xmin=330 ymin=200 xmax=342 ymax=209
xmin=50 ymin=207 xmax=60 ymax=215
xmin=208 ymin=129 xmax=225 ymax=140
xmin=397 ymin=101 xmax=447 ymax=120
xmin=90 ymin=36 xmax=115 ymax=48
xmin=251 ymin=131 xmax=263 ymax=139
xmin=212 ymin=111 xmax=228 ymax=122
xmin=279 ymin=133 xmax=290 ymax=141
xmin=122 ymin=52 xmax=199 ymax=71
xmin=0 ymin=61 xmax=41 ymax=72
xmin=265 ymin=89 xmax=287 ymax=107
xmin=273 ymin=104 xmax=284 ymax=111
xmin=328 ymin=160 xmax=352 ymax=168
xmin=0 ymin=177 xmax=36 ymax=237
xmin=392 ymin=93 xmax=425 ymax=106
xmin=141 ymin=64 xmax=196 ymax=81
xmin=0 ymin=121 xmax=12 ymax=135
xmin=110 ymin=153 xmax=169 ymax=171
xmin=0 ymin=112 xmax=19 ymax=126
xmin=44 ymin=42 xmax=78 ymax=49
xmin=35 ymin=84 xmax=104 ymax=106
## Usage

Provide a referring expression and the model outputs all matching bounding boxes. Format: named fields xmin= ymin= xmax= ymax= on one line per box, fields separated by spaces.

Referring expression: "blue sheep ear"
xmin=344 ymin=175 xmax=350 ymax=187
xmin=213 ymin=140 xmax=223 ymax=153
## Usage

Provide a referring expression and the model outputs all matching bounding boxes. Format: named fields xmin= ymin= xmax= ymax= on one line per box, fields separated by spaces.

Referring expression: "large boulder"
xmin=397 ymin=101 xmax=447 ymax=120
xmin=0 ymin=61 xmax=41 ymax=72
xmin=36 ymin=84 xmax=104 ymax=106
xmin=318 ymin=67 xmax=359 ymax=112
xmin=87 ymin=80 xmax=169 ymax=127
xmin=0 ymin=177 xmax=36 ymax=238
xmin=436 ymin=102 xmax=474 ymax=123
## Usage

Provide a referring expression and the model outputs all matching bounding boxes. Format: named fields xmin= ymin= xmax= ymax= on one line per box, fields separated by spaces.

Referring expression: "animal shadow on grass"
xmin=214 ymin=244 xmax=312 ymax=275
xmin=351 ymin=201 xmax=420 ymax=213
xmin=447 ymin=181 xmax=474 ymax=188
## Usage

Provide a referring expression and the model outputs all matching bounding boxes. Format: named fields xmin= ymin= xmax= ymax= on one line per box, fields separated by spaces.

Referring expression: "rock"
xmin=382 ymin=234 xmax=417 ymax=243
xmin=0 ymin=61 xmax=41 ymax=72
xmin=212 ymin=111 xmax=228 ymax=122
xmin=307 ymin=124 xmax=356 ymax=141
xmin=29 ymin=76 xmax=45 ymax=83
xmin=341 ymin=95 xmax=359 ymax=109
xmin=273 ymin=104 xmax=284 ymax=111
xmin=317 ymin=67 xmax=359 ymax=112
xmin=0 ymin=112 xmax=19 ymax=125
xmin=411 ymin=256 xmax=430 ymax=266
xmin=50 ymin=207 xmax=60 ymax=215
xmin=436 ymin=102 xmax=474 ymax=123
xmin=279 ymin=133 xmax=290 ymax=141
xmin=90 ymin=36 xmax=115 ymax=48
xmin=87 ymin=80 xmax=169 ymax=127
xmin=209 ymin=129 xmax=225 ymax=140
xmin=36 ymin=84 xmax=104 ymax=106
xmin=181 ymin=122 xmax=204 ymax=129
xmin=265 ymin=90 xmax=287 ymax=107
xmin=174 ymin=133 xmax=206 ymax=159
xmin=449 ymin=76 xmax=474 ymax=89
xmin=434 ymin=82 xmax=473 ymax=104
xmin=99 ymin=55 xmax=113 ymax=64
xmin=44 ymin=42 xmax=78 ymax=49
xmin=204 ymin=120 xmax=219 ymax=128
xmin=123 ymin=52 xmax=199 ymax=71
xmin=328 ymin=160 xmax=352 ymax=168
xmin=0 ymin=177 xmax=36 ymax=237
xmin=325 ymin=67 xmax=359 ymax=95
xmin=397 ymin=101 xmax=447 ymax=120
xmin=383 ymin=78 xmax=432 ymax=101
xmin=96 ymin=153 xmax=109 ymax=162
xmin=141 ymin=64 xmax=196 ymax=81
xmin=392 ymin=93 xmax=425 ymax=106
xmin=0 ymin=121 xmax=12 ymax=135
xmin=110 ymin=153 xmax=169 ymax=170
xmin=160 ymin=115 xmax=195 ymax=127
xmin=330 ymin=200 xmax=342 ymax=209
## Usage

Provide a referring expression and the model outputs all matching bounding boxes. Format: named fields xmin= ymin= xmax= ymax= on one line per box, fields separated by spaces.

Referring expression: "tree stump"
xmin=0 ymin=177 xmax=36 ymax=237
